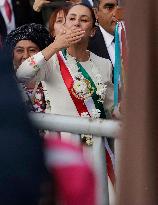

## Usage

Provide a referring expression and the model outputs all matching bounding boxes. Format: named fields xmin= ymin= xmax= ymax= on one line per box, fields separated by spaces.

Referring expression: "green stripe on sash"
xmin=62 ymin=49 xmax=107 ymax=119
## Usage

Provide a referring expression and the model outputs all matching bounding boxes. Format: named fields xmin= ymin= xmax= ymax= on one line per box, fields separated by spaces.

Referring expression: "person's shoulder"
xmin=90 ymin=51 xmax=111 ymax=66
xmin=90 ymin=52 xmax=112 ymax=79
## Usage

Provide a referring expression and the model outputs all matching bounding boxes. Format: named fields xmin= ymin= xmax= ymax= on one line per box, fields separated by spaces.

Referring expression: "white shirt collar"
xmin=99 ymin=25 xmax=114 ymax=48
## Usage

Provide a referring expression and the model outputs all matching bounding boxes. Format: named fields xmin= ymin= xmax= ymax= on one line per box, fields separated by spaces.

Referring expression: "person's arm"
xmin=33 ymin=0 xmax=51 ymax=12
xmin=17 ymin=27 xmax=85 ymax=82
xmin=41 ymin=27 xmax=85 ymax=61
xmin=16 ymin=52 xmax=48 ymax=82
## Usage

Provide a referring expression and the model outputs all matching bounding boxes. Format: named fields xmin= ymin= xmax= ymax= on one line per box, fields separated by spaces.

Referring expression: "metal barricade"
xmin=30 ymin=113 xmax=121 ymax=205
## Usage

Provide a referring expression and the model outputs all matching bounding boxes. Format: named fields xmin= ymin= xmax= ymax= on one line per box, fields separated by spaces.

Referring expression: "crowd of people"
xmin=0 ymin=0 xmax=123 ymax=204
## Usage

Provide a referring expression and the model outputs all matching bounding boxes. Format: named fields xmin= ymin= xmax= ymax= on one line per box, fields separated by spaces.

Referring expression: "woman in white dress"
xmin=17 ymin=3 xmax=114 ymax=204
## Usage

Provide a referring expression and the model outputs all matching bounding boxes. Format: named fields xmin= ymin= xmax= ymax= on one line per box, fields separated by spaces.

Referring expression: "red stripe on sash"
xmin=106 ymin=150 xmax=115 ymax=186
xmin=57 ymin=53 xmax=90 ymax=116
xmin=57 ymin=53 xmax=115 ymax=187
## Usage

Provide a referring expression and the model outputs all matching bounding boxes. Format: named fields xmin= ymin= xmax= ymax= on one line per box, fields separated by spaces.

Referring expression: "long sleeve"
xmin=16 ymin=51 xmax=50 ymax=83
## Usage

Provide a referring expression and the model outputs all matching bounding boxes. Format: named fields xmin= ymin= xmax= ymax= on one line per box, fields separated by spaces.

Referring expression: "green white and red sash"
xmin=57 ymin=51 xmax=90 ymax=116
xmin=59 ymin=49 xmax=106 ymax=117
xmin=57 ymin=50 xmax=115 ymax=186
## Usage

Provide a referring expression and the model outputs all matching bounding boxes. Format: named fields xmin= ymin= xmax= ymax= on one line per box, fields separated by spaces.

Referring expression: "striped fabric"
xmin=44 ymin=135 xmax=96 ymax=205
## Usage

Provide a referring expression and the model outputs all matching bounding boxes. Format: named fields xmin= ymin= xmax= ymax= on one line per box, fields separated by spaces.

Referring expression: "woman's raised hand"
xmin=53 ymin=26 xmax=85 ymax=50
xmin=42 ymin=26 xmax=85 ymax=61
xmin=33 ymin=0 xmax=51 ymax=12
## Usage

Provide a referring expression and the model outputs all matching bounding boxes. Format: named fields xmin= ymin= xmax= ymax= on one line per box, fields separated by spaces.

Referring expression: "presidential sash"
xmin=57 ymin=50 xmax=115 ymax=186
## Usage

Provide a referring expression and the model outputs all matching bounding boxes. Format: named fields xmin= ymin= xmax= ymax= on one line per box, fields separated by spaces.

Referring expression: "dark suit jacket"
xmin=0 ymin=48 xmax=46 ymax=205
xmin=0 ymin=0 xmax=43 ymax=43
xmin=88 ymin=26 xmax=111 ymax=61
xmin=88 ymin=26 xmax=115 ymax=84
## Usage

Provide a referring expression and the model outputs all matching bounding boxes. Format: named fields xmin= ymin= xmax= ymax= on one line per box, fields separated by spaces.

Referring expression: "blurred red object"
xmin=44 ymin=135 xmax=96 ymax=205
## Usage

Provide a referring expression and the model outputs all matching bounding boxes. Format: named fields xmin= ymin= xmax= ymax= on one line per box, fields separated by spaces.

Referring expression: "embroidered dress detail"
xmin=42 ymin=81 xmax=51 ymax=112
xmin=22 ymin=82 xmax=46 ymax=113
xmin=28 ymin=56 xmax=41 ymax=70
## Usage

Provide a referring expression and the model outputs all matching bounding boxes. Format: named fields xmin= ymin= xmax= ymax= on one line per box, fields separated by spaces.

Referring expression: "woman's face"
xmin=13 ymin=40 xmax=40 ymax=70
xmin=53 ymin=10 xmax=66 ymax=37
xmin=65 ymin=5 xmax=95 ymax=39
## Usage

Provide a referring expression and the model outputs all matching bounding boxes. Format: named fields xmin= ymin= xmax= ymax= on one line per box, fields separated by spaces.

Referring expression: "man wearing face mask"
xmin=88 ymin=0 xmax=118 ymax=68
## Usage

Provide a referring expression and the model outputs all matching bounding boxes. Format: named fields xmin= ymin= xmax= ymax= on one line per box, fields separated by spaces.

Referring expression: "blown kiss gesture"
xmin=42 ymin=27 xmax=85 ymax=61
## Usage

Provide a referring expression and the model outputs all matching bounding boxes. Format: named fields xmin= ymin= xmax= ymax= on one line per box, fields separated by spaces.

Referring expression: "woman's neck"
xmin=67 ymin=42 xmax=90 ymax=62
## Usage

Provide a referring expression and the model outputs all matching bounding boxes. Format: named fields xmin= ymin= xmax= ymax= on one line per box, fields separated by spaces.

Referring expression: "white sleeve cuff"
xmin=16 ymin=52 xmax=47 ymax=82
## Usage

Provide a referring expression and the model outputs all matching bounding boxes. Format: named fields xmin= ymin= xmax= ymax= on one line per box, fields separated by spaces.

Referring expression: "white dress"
xmin=17 ymin=51 xmax=113 ymax=115
xmin=17 ymin=50 xmax=114 ymax=205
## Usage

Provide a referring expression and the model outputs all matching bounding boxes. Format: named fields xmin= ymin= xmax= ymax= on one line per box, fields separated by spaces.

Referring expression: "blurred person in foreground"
xmin=0 ymin=47 xmax=46 ymax=205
